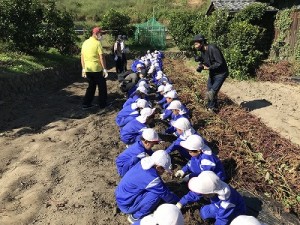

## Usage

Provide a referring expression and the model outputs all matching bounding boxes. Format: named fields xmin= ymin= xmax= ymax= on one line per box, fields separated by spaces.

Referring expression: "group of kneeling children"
xmin=113 ymin=51 xmax=265 ymax=225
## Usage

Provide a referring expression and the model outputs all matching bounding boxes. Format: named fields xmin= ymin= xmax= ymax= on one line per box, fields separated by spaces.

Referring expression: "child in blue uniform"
xmin=116 ymin=99 xmax=148 ymax=128
xmin=174 ymin=135 xmax=226 ymax=209
xmin=160 ymin=90 xmax=178 ymax=120
xmin=120 ymin=107 xmax=156 ymax=145
xmin=116 ymin=128 xmax=160 ymax=177
xmin=187 ymin=171 xmax=246 ymax=225
xmin=175 ymin=134 xmax=226 ymax=181
xmin=165 ymin=117 xmax=198 ymax=160
xmin=115 ymin=150 xmax=180 ymax=224
xmin=156 ymin=85 xmax=165 ymax=102
xmin=157 ymin=84 xmax=173 ymax=107
xmin=123 ymin=86 xmax=148 ymax=108
xmin=164 ymin=100 xmax=189 ymax=135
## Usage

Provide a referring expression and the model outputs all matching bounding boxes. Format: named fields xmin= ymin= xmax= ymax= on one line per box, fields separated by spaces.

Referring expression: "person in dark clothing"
xmin=114 ymin=35 xmax=124 ymax=74
xmin=192 ymin=34 xmax=229 ymax=112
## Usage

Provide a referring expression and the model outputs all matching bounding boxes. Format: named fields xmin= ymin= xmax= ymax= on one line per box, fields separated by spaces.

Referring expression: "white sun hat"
xmin=136 ymin=63 xmax=144 ymax=69
xmin=188 ymin=171 xmax=228 ymax=197
xmin=161 ymin=77 xmax=169 ymax=84
xmin=171 ymin=117 xmax=191 ymax=131
xmin=142 ymin=128 xmax=161 ymax=142
xmin=138 ymin=80 xmax=149 ymax=89
xmin=136 ymin=86 xmax=148 ymax=95
xmin=140 ymin=204 xmax=184 ymax=225
xmin=156 ymin=71 xmax=163 ymax=80
xmin=164 ymin=90 xmax=178 ymax=99
xmin=163 ymin=84 xmax=173 ymax=94
xmin=157 ymin=85 xmax=165 ymax=93
xmin=230 ymin=216 xmax=265 ymax=225
xmin=167 ymin=100 xmax=182 ymax=110
xmin=136 ymin=99 xmax=148 ymax=109
xmin=180 ymin=134 xmax=211 ymax=153
xmin=141 ymin=150 xmax=172 ymax=173
xmin=136 ymin=107 xmax=156 ymax=123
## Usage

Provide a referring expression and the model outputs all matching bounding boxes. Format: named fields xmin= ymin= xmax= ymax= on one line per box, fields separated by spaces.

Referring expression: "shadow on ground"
xmin=240 ymin=99 xmax=272 ymax=112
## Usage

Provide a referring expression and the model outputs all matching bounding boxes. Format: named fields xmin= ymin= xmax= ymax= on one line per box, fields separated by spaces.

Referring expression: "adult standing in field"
xmin=81 ymin=27 xmax=109 ymax=109
xmin=192 ymin=34 xmax=229 ymax=113
xmin=114 ymin=35 xmax=124 ymax=74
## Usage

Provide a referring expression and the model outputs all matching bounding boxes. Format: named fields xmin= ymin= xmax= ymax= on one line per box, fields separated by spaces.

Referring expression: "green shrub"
xmin=232 ymin=2 xmax=267 ymax=25
xmin=193 ymin=10 xmax=229 ymax=50
xmin=101 ymin=9 xmax=131 ymax=37
xmin=0 ymin=0 xmax=77 ymax=55
xmin=0 ymin=0 xmax=43 ymax=52
xmin=167 ymin=11 xmax=200 ymax=51
xmin=271 ymin=9 xmax=293 ymax=60
xmin=225 ymin=21 xmax=263 ymax=79
xmin=38 ymin=1 xmax=78 ymax=55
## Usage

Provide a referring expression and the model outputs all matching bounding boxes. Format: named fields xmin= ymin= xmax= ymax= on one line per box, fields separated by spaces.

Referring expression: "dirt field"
xmin=0 ymin=61 xmax=299 ymax=224
xmin=222 ymin=80 xmax=300 ymax=147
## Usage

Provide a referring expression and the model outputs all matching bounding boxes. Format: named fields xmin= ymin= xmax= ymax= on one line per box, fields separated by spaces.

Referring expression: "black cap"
xmin=192 ymin=34 xmax=206 ymax=43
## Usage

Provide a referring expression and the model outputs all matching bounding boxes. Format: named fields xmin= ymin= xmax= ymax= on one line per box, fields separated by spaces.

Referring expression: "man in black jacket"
xmin=192 ymin=34 xmax=229 ymax=112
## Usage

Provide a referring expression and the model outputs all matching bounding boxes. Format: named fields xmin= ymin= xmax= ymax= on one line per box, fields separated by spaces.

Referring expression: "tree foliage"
xmin=101 ymin=9 xmax=131 ymax=37
xmin=225 ymin=21 xmax=264 ymax=78
xmin=232 ymin=2 xmax=267 ymax=25
xmin=0 ymin=0 xmax=77 ymax=54
xmin=168 ymin=11 xmax=199 ymax=51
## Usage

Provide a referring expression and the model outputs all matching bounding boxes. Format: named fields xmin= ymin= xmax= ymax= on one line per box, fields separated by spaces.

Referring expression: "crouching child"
xmin=115 ymin=150 xmax=180 ymax=224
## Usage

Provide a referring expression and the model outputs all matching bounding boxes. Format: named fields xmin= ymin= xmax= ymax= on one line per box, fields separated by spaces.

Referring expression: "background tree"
xmin=101 ymin=9 xmax=131 ymax=37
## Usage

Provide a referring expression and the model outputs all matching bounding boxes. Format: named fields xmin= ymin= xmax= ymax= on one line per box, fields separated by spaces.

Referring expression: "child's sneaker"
xmin=127 ymin=214 xmax=139 ymax=224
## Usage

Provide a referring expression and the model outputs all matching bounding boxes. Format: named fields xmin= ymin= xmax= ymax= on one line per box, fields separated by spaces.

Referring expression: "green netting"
xmin=134 ymin=17 xmax=166 ymax=49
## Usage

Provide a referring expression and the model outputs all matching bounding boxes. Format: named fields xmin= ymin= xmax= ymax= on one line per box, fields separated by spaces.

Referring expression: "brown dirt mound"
xmin=164 ymin=58 xmax=300 ymax=221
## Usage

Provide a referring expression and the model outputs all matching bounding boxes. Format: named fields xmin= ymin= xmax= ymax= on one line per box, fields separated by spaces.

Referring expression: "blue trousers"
xmin=118 ymin=192 xmax=161 ymax=219
xmin=200 ymin=203 xmax=245 ymax=225
xmin=200 ymin=203 xmax=218 ymax=220
xmin=207 ymin=74 xmax=227 ymax=109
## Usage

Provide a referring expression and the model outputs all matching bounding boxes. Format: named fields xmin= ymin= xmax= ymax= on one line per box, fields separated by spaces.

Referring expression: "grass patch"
xmin=0 ymin=49 xmax=78 ymax=77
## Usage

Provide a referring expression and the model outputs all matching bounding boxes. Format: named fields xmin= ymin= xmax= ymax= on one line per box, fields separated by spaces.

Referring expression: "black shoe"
xmin=99 ymin=101 xmax=113 ymax=109
xmin=82 ymin=104 xmax=95 ymax=110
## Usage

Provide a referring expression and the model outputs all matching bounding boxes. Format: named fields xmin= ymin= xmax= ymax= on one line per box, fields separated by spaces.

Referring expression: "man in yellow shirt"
xmin=81 ymin=27 xmax=109 ymax=109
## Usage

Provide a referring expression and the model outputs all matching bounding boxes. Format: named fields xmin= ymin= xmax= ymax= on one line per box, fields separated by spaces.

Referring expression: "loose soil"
xmin=0 ymin=59 xmax=299 ymax=225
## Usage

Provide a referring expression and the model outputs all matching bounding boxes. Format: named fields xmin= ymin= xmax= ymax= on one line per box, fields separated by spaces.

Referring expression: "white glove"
xmin=182 ymin=175 xmax=190 ymax=182
xmin=175 ymin=202 xmax=182 ymax=209
xmin=125 ymin=47 xmax=130 ymax=53
xmin=175 ymin=170 xmax=184 ymax=178
xmin=82 ymin=69 xmax=86 ymax=78
xmin=103 ymin=69 xmax=108 ymax=78
xmin=159 ymin=113 xmax=164 ymax=120
xmin=114 ymin=55 xmax=118 ymax=61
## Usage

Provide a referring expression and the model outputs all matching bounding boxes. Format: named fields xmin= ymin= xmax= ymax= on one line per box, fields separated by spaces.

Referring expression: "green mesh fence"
xmin=134 ymin=17 xmax=166 ymax=49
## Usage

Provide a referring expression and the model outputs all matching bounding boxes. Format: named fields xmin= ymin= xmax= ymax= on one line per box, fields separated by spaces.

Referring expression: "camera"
xmin=194 ymin=55 xmax=202 ymax=62
xmin=196 ymin=64 xmax=204 ymax=73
